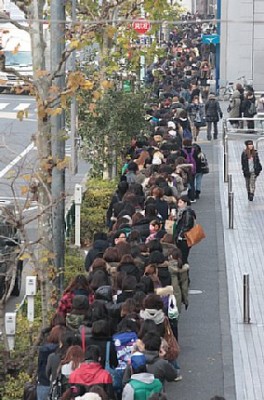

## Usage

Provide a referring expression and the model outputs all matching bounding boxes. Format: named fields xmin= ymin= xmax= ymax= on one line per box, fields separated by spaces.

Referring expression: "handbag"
xmin=184 ymin=223 xmax=206 ymax=247
xmin=168 ymin=294 xmax=179 ymax=320
xmin=163 ymin=317 xmax=180 ymax=361
xmin=200 ymin=153 xmax=209 ymax=174
xmin=165 ymin=220 xmax=174 ymax=235
xmin=105 ymin=341 xmax=123 ymax=393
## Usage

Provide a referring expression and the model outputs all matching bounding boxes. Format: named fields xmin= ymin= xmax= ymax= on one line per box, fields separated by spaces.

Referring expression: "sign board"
xmin=202 ymin=34 xmax=220 ymax=45
xmin=132 ymin=18 xmax=151 ymax=35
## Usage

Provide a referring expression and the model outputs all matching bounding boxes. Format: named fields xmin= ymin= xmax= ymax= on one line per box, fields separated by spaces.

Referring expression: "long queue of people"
xmin=33 ymin=16 xmax=218 ymax=400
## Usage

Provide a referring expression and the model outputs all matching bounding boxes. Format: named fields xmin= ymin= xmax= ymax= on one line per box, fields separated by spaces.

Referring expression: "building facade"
xmin=220 ymin=0 xmax=264 ymax=91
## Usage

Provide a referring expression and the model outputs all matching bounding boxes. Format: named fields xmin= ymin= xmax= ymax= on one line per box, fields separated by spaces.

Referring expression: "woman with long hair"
xmin=57 ymin=275 xmax=90 ymax=317
xmin=241 ymin=140 xmax=262 ymax=201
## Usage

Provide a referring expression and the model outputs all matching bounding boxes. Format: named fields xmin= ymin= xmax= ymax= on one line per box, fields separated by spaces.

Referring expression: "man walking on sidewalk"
xmin=205 ymin=94 xmax=223 ymax=140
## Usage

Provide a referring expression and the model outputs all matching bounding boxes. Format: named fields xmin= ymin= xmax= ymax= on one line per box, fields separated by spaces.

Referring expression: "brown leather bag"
xmin=163 ymin=317 xmax=180 ymax=361
xmin=184 ymin=223 xmax=206 ymax=247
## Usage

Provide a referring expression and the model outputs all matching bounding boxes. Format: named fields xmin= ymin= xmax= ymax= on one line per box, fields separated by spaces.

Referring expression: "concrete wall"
xmin=220 ymin=0 xmax=264 ymax=91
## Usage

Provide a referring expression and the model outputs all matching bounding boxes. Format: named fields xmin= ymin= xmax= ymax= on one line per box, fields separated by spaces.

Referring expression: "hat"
xmin=245 ymin=140 xmax=253 ymax=146
xmin=131 ymin=352 xmax=147 ymax=370
xmin=72 ymin=295 xmax=89 ymax=311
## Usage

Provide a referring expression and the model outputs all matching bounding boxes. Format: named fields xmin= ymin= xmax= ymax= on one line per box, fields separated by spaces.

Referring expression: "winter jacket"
xmin=117 ymin=262 xmax=141 ymax=282
xmin=241 ymin=96 xmax=257 ymax=117
xmin=122 ymin=373 xmax=162 ymax=400
xmin=228 ymin=90 xmax=241 ymax=119
xmin=69 ymin=361 xmax=114 ymax=399
xmin=205 ymin=98 xmax=222 ymax=122
xmin=241 ymin=150 xmax=262 ymax=177
xmin=37 ymin=343 xmax=58 ymax=386
xmin=144 ymin=350 xmax=178 ymax=384
xmin=86 ymin=337 xmax=118 ymax=369
xmin=173 ymin=207 xmax=196 ymax=242
xmin=85 ymin=240 xmax=109 ymax=271
xmin=168 ymin=260 xmax=189 ymax=312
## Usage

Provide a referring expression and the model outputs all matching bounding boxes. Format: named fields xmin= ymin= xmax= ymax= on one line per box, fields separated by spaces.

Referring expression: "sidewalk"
xmin=219 ymin=132 xmax=264 ymax=400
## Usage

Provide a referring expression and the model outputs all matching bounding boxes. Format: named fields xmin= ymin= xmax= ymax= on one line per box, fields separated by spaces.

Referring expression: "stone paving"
xmin=218 ymin=124 xmax=264 ymax=400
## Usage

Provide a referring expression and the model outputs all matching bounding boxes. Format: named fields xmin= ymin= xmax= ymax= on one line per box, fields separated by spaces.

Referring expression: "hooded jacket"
xmin=69 ymin=362 xmax=114 ymax=399
xmin=144 ymin=350 xmax=178 ymax=384
xmin=122 ymin=373 xmax=162 ymax=400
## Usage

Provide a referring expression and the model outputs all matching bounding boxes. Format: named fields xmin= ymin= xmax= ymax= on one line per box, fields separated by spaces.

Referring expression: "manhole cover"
xmin=188 ymin=289 xmax=203 ymax=295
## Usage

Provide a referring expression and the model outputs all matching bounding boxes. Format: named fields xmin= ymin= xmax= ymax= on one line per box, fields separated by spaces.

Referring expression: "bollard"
xmin=224 ymin=152 xmax=228 ymax=182
xmin=228 ymin=174 xmax=232 ymax=193
xmin=228 ymin=192 xmax=234 ymax=229
xmin=243 ymin=274 xmax=250 ymax=323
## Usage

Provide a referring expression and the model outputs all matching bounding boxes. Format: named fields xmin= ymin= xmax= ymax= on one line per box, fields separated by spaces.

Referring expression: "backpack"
xmin=113 ymin=331 xmax=138 ymax=369
xmin=49 ymin=369 xmax=69 ymax=400
xmin=248 ymin=102 xmax=257 ymax=116
xmin=129 ymin=377 xmax=162 ymax=400
xmin=183 ymin=148 xmax=196 ymax=175
xmin=183 ymin=128 xmax=192 ymax=140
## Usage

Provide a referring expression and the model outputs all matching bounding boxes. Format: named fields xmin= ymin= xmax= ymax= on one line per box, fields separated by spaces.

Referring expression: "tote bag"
xmin=184 ymin=224 xmax=206 ymax=247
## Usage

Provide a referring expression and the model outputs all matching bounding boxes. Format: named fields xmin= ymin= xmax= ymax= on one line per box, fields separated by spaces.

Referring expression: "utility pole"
xmin=70 ymin=0 xmax=78 ymax=175
xmin=50 ymin=0 xmax=66 ymax=295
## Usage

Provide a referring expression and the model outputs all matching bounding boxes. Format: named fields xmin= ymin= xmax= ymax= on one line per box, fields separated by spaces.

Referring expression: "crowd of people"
xmin=33 ymin=14 xmax=227 ymax=400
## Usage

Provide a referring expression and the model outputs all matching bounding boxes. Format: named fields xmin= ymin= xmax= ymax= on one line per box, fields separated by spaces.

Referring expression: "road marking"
xmin=0 ymin=111 xmax=37 ymax=120
xmin=0 ymin=103 xmax=9 ymax=110
xmin=0 ymin=142 xmax=35 ymax=178
xmin=188 ymin=289 xmax=203 ymax=295
xmin=14 ymin=103 xmax=31 ymax=111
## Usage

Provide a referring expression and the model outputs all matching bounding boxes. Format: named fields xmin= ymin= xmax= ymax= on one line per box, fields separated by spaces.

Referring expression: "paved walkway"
xmin=218 ymin=129 xmax=264 ymax=400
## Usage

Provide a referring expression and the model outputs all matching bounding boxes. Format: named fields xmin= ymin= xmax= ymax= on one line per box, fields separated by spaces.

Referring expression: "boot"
xmin=195 ymin=190 xmax=200 ymax=199
xmin=249 ymin=193 xmax=254 ymax=201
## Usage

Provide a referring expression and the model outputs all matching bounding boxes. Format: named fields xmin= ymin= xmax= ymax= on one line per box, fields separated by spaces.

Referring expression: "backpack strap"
xmin=105 ymin=341 xmax=111 ymax=369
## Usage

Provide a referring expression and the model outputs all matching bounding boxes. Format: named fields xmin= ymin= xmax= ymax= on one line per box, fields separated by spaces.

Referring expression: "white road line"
xmin=0 ymin=103 xmax=9 ymax=110
xmin=0 ymin=142 xmax=35 ymax=178
xmin=14 ymin=103 xmax=31 ymax=111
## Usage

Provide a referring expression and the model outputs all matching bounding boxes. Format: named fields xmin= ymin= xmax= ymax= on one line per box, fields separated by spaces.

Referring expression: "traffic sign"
xmin=132 ymin=18 xmax=151 ymax=35
xmin=202 ymin=34 xmax=220 ymax=45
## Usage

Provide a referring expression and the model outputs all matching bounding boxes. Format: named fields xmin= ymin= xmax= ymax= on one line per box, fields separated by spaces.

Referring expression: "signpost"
xmin=202 ymin=34 xmax=220 ymax=45
xmin=132 ymin=18 xmax=151 ymax=35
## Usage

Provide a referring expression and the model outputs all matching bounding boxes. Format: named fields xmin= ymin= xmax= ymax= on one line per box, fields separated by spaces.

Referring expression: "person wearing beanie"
xmin=241 ymin=140 xmax=262 ymax=201
xmin=122 ymin=352 xmax=162 ymax=400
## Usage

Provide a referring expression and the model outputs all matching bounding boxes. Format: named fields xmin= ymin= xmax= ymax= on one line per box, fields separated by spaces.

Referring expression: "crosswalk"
xmin=0 ymin=101 xmax=36 ymax=113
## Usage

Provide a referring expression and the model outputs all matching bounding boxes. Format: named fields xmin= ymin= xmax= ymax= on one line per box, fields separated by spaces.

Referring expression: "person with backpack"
xmin=204 ymin=93 xmax=223 ymax=140
xmin=122 ymin=352 xmax=162 ymax=400
xmin=181 ymin=139 xmax=198 ymax=202
xmin=242 ymin=91 xmax=257 ymax=132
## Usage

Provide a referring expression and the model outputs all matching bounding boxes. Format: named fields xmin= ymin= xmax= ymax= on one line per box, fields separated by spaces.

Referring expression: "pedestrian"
xmin=228 ymin=89 xmax=241 ymax=127
xmin=241 ymin=91 xmax=257 ymax=132
xmin=205 ymin=93 xmax=222 ymax=140
xmin=121 ymin=352 xmax=162 ymax=400
xmin=241 ymin=140 xmax=262 ymax=201
xmin=172 ymin=195 xmax=196 ymax=265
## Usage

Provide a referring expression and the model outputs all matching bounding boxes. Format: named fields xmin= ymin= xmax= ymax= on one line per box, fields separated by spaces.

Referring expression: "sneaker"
xmin=190 ymin=199 xmax=196 ymax=203
xmin=175 ymin=375 xmax=183 ymax=382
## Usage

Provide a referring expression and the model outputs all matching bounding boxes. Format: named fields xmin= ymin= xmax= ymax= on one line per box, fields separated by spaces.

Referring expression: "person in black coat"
xmin=241 ymin=91 xmax=257 ymax=132
xmin=205 ymin=93 xmax=222 ymax=140
xmin=173 ymin=195 xmax=196 ymax=265
xmin=88 ymin=320 xmax=118 ymax=369
xmin=241 ymin=140 xmax=262 ymax=201
xmin=84 ymin=233 xmax=109 ymax=272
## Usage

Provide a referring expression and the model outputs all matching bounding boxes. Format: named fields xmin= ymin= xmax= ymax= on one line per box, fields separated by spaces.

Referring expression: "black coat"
xmin=241 ymin=150 xmax=262 ymax=177
xmin=173 ymin=208 xmax=196 ymax=241
xmin=205 ymin=99 xmax=222 ymax=122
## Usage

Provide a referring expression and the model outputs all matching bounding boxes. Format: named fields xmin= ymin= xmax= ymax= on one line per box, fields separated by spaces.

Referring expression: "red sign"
xmin=132 ymin=18 xmax=151 ymax=35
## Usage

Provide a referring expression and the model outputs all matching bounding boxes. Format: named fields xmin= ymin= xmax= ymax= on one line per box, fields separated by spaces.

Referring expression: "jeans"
xmin=195 ymin=173 xmax=203 ymax=192
xmin=37 ymin=385 xmax=50 ymax=400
